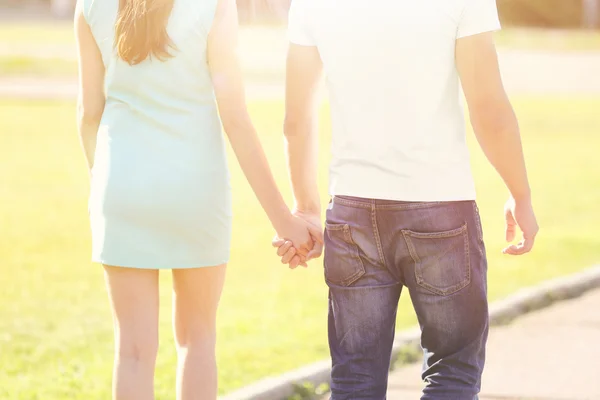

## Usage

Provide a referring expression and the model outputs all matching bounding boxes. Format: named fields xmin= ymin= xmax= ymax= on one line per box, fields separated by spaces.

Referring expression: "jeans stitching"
xmin=404 ymin=223 xmax=467 ymax=239
xmin=472 ymin=202 xmax=485 ymax=256
xmin=375 ymin=202 xmax=443 ymax=210
xmin=401 ymin=230 xmax=422 ymax=284
xmin=473 ymin=203 xmax=483 ymax=241
xmin=342 ymin=225 xmax=354 ymax=244
xmin=403 ymin=224 xmax=471 ymax=296
xmin=334 ymin=196 xmax=443 ymax=210
xmin=324 ymin=224 xmax=366 ymax=287
xmin=325 ymin=223 xmax=346 ymax=231
xmin=333 ymin=197 xmax=372 ymax=208
xmin=371 ymin=204 xmax=387 ymax=269
xmin=464 ymin=225 xmax=471 ymax=290
xmin=342 ymin=225 xmax=366 ymax=286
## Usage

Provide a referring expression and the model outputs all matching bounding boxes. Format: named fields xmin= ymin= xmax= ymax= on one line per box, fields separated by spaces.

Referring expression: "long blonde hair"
xmin=115 ymin=0 xmax=176 ymax=65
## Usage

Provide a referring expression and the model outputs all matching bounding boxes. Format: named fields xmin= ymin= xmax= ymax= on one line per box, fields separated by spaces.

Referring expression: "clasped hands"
xmin=272 ymin=210 xmax=323 ymax=269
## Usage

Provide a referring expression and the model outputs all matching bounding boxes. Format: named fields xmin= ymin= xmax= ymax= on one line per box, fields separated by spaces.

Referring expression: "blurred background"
xmin=1 ymin=0 xmax=599 ymax=399
xmin=1 ymin=0 xmax=600 ymax=25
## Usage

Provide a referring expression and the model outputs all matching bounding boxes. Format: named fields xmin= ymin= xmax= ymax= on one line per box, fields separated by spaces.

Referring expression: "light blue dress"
xmin=83 ymin=0 xmax=232 ymax=269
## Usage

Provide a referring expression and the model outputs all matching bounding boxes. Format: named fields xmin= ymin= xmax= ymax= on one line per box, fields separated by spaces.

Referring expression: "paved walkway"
xmin=386 ymin=288 xmax=600 ymax=400
xmin=2 ymin=33 xmax=600 ymax=99
xmin=3 ymin=49 xmax=600 ymax=100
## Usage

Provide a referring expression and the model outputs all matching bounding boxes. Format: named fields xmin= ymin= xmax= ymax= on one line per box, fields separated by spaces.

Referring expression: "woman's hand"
xmin=274 ymin=240 xmax=307 ymax=268
xmin=275 ymin=214 xmax=322 ymax=260
xmin=272 ymin=211 xmax=323 ymax=269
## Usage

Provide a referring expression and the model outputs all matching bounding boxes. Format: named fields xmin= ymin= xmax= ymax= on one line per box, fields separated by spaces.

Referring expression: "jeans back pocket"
xmin=402 ymin=223 xmax=470 ymax=296
xmin=324 ymin=223 xmax=366 ymax=287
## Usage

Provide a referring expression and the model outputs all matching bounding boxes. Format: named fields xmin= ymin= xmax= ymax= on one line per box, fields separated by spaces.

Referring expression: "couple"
xmin=75 ymin=0 xmax=539 ymax=398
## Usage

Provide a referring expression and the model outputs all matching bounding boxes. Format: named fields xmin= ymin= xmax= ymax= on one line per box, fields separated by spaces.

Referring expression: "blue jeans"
xmin=325 ymin=196 xmax=489 ymax=400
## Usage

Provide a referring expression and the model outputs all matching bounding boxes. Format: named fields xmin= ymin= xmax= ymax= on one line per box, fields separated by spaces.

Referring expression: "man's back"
xmin=280 ymin=0 xmax=538 ymax=398
xmin=288 ymin=0 xmax=500 ymax=201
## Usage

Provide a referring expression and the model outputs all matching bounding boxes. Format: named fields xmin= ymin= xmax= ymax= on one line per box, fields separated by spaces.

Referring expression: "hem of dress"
xmin=92 ymin=258 xmax=230 ymax=270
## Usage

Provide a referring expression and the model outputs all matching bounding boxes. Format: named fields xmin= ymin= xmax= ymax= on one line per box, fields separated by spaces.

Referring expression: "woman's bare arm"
xmin=74 ymin=3 xmax=105 ymax=173
xmin=207 ymin=0 xmax=322 ymax=253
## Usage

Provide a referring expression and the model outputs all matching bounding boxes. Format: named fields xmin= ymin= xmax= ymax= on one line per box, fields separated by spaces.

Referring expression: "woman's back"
xmin=83 ymin=0 xmax=220 ymax=141
xmin=84 ymin=0 xmax=232 ymax=269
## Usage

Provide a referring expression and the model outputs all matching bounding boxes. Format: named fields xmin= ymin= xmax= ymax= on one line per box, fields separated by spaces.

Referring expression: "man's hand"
xmin=272 ymin=210 xmax=323 ymax=269
xmin=503 ymin=196 xmax=539 ymax=255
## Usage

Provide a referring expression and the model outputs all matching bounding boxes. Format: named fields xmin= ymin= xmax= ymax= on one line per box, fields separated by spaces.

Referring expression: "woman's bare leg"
xmin=172 ymin=265 xmax=226 ymax=400
xmin=104 ymin=265 xmax=159 ymax=400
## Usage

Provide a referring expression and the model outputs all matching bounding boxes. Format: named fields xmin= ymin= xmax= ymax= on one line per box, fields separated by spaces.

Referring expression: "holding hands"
xmin=272 ymin=210 xmax=323 ymax=269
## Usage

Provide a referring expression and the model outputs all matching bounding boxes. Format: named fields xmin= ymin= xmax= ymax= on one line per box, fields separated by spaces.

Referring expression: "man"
xmin=273 ymin=0 xmax=539 ymax=398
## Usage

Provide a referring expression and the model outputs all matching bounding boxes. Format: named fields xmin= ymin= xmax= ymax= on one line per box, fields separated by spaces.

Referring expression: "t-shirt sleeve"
xmin=287 ymin=0 xmax=316 ymax=46
xmin=457 ymin=0 xmax=501 ymax=39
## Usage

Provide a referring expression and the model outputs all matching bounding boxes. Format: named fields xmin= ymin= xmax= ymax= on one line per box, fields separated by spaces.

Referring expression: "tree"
xmin=583 ymin=0 xmax=600 ymax=28
xmin=50 ymin=0 xmax=74 ymax=18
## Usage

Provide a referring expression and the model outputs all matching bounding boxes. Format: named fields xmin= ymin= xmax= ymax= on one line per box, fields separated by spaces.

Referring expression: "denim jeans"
xmin=325 ymin=196 xmax=489 ymax=400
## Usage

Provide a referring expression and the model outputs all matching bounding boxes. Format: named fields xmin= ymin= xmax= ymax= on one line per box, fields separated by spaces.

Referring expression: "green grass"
xmin=0 ymin=54 xmax=279 ymax=82
xmin=0 ymin=55 xmax=76 ymax=76
xmin=495 ymin=28 xmax=600 ymax=51
xmin=0 ymin=21 xmax=75 ymax=46
xmin=1 ymin=97 xmax=599 ymax=399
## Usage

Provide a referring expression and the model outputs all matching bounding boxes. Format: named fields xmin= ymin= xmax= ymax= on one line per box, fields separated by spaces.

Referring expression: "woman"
xmin=74 ymin=0 xmax=320 ymax=398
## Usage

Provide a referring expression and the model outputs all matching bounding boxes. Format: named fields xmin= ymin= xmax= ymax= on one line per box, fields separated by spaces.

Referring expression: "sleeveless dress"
xmin=83 ymin=0 xmax=232 ymax=269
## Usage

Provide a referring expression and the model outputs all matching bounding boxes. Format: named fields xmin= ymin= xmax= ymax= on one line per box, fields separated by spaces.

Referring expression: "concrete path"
xmin=386 ymin=288 xmax=600 ymax=400
xmin=498 ymin=50 xmax=600 ymax=95
xmin=3 ymin=49 xmax=600 ymax=100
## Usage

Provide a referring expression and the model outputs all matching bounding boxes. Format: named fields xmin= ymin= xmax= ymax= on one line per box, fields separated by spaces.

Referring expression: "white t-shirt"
xmin=288 ymin=0 xmax=501 ymax=201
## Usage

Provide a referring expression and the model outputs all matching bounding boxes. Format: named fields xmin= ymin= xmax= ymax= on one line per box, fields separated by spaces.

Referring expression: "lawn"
xmin=0 ymin=97 xmax=599 ymax=399
xmin=0 ymin=55 xmax=76 ymax=77
xmin=0 ymin=21 xmax=74 ymax=46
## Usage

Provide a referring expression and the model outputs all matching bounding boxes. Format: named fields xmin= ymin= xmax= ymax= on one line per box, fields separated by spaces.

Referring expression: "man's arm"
xmin=456 ymin=32 xmax=539 ymax=255
xmin=284 ymin=44 xmax=323 ymax=215
xmin=274 ymin=44 xmax=324 ymax=268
